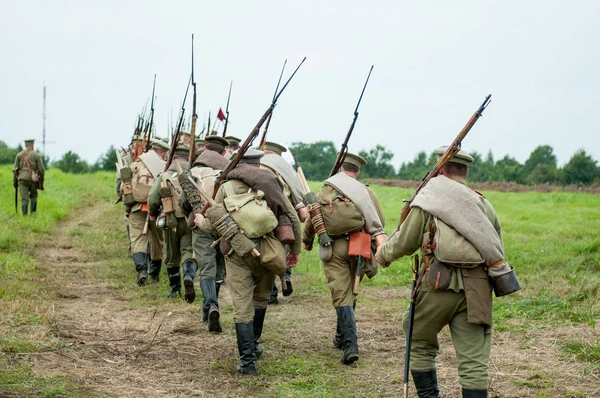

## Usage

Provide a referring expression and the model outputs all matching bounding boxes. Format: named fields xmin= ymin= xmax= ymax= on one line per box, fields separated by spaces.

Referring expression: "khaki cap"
xmin=262 ymin=141 xmax=287 ymax=155
xmin=433 ymin=146 xmax=474 ymax=165
xmin=224 ymin=136 xmax=241 ymax=145
xmin=239 ymin=149 xmax=264 ymax=164
xmin=175 ymin=145 xmax=190 ymax=156
xmin=24 ymin=138 xmax=35 ymax=145
xmin=205 ymin=136 xmax=229 ymax=147
xmin=150 ymin=138 xmax=170 ymax=152
xmin=342 ymin=152 xmax=367 ymax=168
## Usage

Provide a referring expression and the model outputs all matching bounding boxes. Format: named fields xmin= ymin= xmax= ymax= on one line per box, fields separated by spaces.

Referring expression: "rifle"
xmin=397 ymin=94 xmax=492 ymax=228
xmin=329 ymin=65 xmax=374 ymax=177
xmin=14 ymin=181 xmax=18 ymax=214
xmin=258 ymin=59 xmax=287 ymax=150
xmin=222 ymin=80 xmax=233 ymax=137
xmin=189 ymin=34 xmax=198 ymax=165
xmin=403 ymin=255 xmax=420 ymax=398
xmin=203 ymin=57 xmax=306 ymax=211
xmin=164 ymin=74 xmax=192 ymax=172
xmin=139 ymin=75 xmax=157 ymax=157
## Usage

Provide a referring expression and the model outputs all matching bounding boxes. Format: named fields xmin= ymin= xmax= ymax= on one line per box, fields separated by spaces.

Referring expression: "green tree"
xmin=290 ymin=141 xmax=337 ymax=181
xmin=359 ymin=145 xmax=397 ymax=179
xmin=0 ymin=141 xmax=22 ymax=165
xmin=524 ymin=145 xmax=559 ymax=184
xmin=492 ymin=155 xmax=525 ymax=183
xmin=397 ymin=151 xmax=431 ymax=180
xmin=562 ymin=149 xmax=598 ymax=185
xmin=54 ymin=151 xmax=90 ymax=174
xmin=94 ymin=145 xmax=118 ymax=171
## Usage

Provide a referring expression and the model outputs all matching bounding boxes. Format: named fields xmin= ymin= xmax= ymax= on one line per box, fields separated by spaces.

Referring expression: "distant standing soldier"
xmin=195 ymin=149 xmax=302 ymax=375
xmin=375 ymin=147 xmax=512 ymax=398
xmin=148 ymin=145 xmax=197 ymax=301
xmin=303 ymin=153 xmax=387 ymax=365
xmin=13 ymin=138 xmax=45 ymax=216
xmin=180 ymin=135 xmax=230 ymax=332
xmin=260 ymin=141 xmax=309 ymax=303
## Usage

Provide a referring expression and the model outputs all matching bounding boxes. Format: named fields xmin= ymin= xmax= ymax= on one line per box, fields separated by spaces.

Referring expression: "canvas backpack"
xmin=318 ymin=185 xmax=365 ymax=237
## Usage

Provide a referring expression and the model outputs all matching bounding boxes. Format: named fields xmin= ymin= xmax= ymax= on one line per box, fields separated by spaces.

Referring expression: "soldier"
xmin=224 ymin=136 xmax=241 ymax=158
xmin=148 ymin=145 xmax=196 ymax=302
xmin=119 ymin=139 xmax=167 ymax=286
xmin=260 ymin=141 xmax=309 ymax=303
xmin=13 ymin=139 xmax=45 ymax=216
xmin=181 ymin=135 xmax=230 ymax=333
xmin=195 ymin=149 xmax=302 ymax=375
xmin=375 ymin=147 xmax=503 ymax=398
xmin=302 ymin=153 xmax=387 ymax=365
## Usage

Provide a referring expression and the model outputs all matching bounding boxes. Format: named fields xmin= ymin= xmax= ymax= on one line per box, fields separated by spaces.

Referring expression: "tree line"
xmin=2 ymin=140 xmax=599 ymax=186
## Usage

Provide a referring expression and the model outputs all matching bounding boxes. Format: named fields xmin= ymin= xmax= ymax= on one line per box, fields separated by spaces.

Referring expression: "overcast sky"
xmin=1 ymin=0 xmax=598 ymax=168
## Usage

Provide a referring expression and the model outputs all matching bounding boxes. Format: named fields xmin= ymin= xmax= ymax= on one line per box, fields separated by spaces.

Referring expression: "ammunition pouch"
xmin=259 ymin=234 xmax=286 ymax=277
xmin=425 ymin=260 xmax=452 ymax=291
xmin=120 ymin=167 xmax=135 ymax=205
xmin=160 ymin=180 xmax=175 ymax=215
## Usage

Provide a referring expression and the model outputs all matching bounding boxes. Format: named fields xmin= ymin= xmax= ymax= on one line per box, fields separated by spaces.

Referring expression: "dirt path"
xmin=26 ymin=203 xmax=600 ymax=397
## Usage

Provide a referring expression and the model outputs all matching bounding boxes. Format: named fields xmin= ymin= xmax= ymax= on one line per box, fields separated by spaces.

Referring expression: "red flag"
xmin=217 ymin=108 xmax=226 ymax=121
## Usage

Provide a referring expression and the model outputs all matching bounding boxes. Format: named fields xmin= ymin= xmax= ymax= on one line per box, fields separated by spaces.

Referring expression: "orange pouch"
xmin=348 ymin=230 xmax=371 ymax=259
xmin=141 ymin=202 xmax=148 ymax=213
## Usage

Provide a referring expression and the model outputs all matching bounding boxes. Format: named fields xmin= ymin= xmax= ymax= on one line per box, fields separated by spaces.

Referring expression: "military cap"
xmin=150 ymin=138 xmax=170 ymax=152
xmin=155 ymin=136 xmax=169 ymax=143
xmin=433 ymin=146 xmax=474 ymax=165
xmin=343 ymin=152 xmax=367 ymax=169
xmin=24 ymin=138 xmax=35 ymax=145
xmin=263 ymin=141 xmax=287 ymax=155
xmin=175 ymin=145 xmax=190 ymax=156
xmin=224 ymin=136 xmax=241 ymax=145
xmin=239 ymin=149 xmax=264 ymax=164
xmin=205 ymin=135 xmax=229 ymax=148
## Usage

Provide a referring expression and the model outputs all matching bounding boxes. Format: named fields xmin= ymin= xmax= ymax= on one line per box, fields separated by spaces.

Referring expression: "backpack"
xmin=318 ymin=185 xmax=365 ymax=237
xmin=190 ymin=166 xmax=221 ymax=198
xmin=222 ymin=182 xmax=278 ymax=239
xmin=131 ymin=160 xmax=155 ymax=203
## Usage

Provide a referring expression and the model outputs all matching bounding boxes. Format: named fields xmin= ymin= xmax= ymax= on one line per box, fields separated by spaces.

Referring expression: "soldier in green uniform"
xmin=303 ymin=153 xmax=387 ymax=365
xmin=261 ymin=141 xmax=309 ymax=303
xmin=180 ymin=135 xmax=230 ymax=333
xmin=13 ymin=139 xmax=45 ymax=216
xmin=375 ymin=147 xmax=502 ymax=398
xmin=148 ymin=146 xmax=196 ymax=301
xmin=195 ymin=149 xmax=302 ymax=375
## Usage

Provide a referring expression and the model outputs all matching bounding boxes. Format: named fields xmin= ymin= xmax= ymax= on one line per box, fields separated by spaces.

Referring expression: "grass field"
xmin=1 ymin=164 xmax=599 ymax=397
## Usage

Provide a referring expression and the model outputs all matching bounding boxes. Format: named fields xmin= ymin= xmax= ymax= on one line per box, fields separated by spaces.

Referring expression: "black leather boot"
xmin=200 ymin=278 xmax=221 ymax=333
xmin=235 ymin=322 xmax=257 ymax=375
xmin=148 ymin=260 xmax=162 ymax=283
xmin=253 ymin=308 xmax=267 ymax=360
xmin=133 ymin=252 xmax=148 ymax=286
xmin=22 ymin=204 xmax=28 ymax=216
xmin=282 ymin=268 xmax=293 ymax=296
xmin=166 ymin=266 xmax=181 ymax=298
xmin=462 ymin=389 xmax=487 ymax=398
xmin=411 ymin=369 xmax=440 ymax=398
xmin=332 ymin=311 xmax=343 ymax=350
xmin=337 ymin=306 xmax=359 ymax=364
xmin=182 ymin=260 xmax=197 ymax=303
xmin=30 ymin=201 xmax=37 ymax=214
xmin=269 ymin=282 xmax=279 ymax=305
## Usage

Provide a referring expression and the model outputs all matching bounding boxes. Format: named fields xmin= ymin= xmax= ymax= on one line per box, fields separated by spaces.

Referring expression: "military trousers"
xmin=226 ymin=247 xmax=276 ymax=323
xmin=193 ymin=229 xmax=225 ymax=282
xmin=403 ymin=282 xmax=491 ymax=390
xmin=323 ymin=237 xmax=360 ymax=308
xmin=128 ymin=210 xmax=164 ymax=260
xmin=164 ymin=217 xmax=194 ymax=268
xmin=19 ymin=180 xmax=38 ymax=207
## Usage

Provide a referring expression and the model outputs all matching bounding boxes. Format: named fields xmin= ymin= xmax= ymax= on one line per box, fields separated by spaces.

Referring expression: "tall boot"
xmin=215 ymin=282 xmax=221 ymax=299
xmin=30 ymin=201 xmax=37 ymax=215
xmin=22 ymin=204 xmax=28 ymax=216
xmin=235 ymin=322 xmax=257 ymax=375
xmin=462 ymin=389 xmax=487 ymax=398
xmin=182 ymin=260 xmax=197 ymax=304
xmin=148 ymin=259 xmax=162 ymax=283
xmin=282 ymin=267 xmax=293 ymax=296
xmin=133 ymin=252 xmax=148 ymax=286
xmin=269 ymin=282 xmax=279 ymax=305
xmin=166 ymin=266 xmax=181 ymax=298
xmin=337 ymin=306 xmax=359 ymax=365
xmin=253 ymin=308 xmax=267 ymax=359
xmin=332 ymin=312 xmax=343 ymax=350
xmin=200 ymin=278 xmax=222 ymax=333
xmin=411 ymin=369 xmax=440 ymax=398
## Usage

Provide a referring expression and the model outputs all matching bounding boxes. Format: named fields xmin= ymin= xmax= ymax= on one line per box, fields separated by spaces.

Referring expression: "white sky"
xmin=1 ymin=0 xmax=598 ymax=168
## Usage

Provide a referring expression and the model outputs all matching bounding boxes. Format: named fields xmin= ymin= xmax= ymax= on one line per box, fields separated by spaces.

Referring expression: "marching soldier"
xmin=148 ymin=146 xmax=197 ymax=301
xmin=195 ymin=149 xmax=302 ymax=375
xmin=119 ymin=139 xmax=167 ymax=286
xmin=260 ymin=141 xmax=309 ymax=303
xmin=181 ymin=135 xmax=230 ymax=332
xmin=375 ymin=147 xmax=504 ymax=398
xmin=224 ymin=136 xmax=241 ymax=158
xmin=13 ymin=138 xmax=45 ymax=216
xmin=303 ymin=153 xmax=387 ymax=365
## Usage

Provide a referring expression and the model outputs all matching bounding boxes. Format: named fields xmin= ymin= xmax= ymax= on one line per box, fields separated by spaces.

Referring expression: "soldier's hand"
xmin=150 ymin=215 xmax=156 ymax=222
xmin=13 ymin=179 xmax=18 ymax=189
xmin=302 ymin=242 xmax=312 ymax=251
xmin=375 ymin=247 xmax=390 ymax=268
xmin=374 ymin=233 xmax=388 ymax=248
xmin=286 ymin=253 xmax=300 ymax=268
xmin=298 ymin=206 xmax=309 ymax=222
xmin=194 ymin=213 xmax=205 ymax=228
